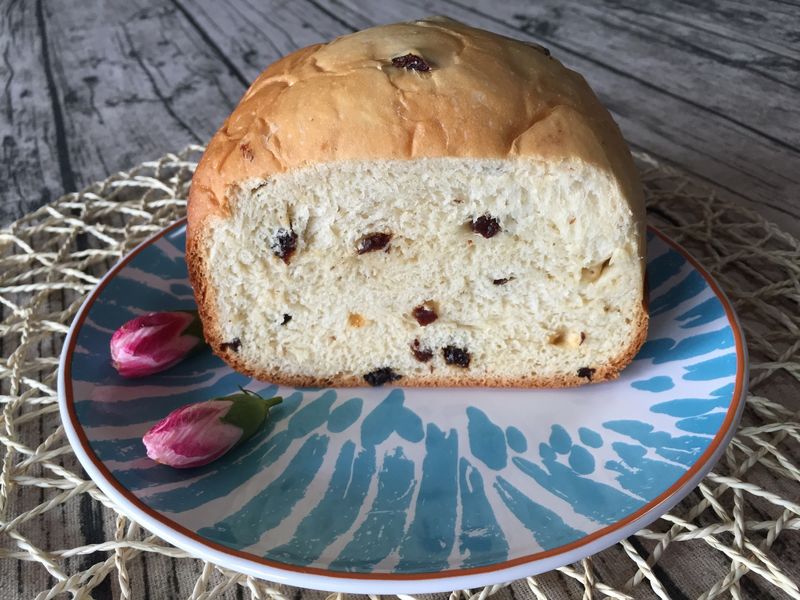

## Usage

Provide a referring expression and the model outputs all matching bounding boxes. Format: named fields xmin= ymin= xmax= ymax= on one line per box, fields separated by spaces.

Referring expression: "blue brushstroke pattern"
xmin=606 ymin=442 xmax=686 ymax=500
xmin=632 ymin=376 xmax=675 ymax=392
xmin=459 ymin=458 xmax=509 ymax=567
xmin=604 ymin=420 xmax=710 ymax=467
xmin=265 ymin=441 xmax=376 ymax=565
xmin=466 ymin=407 xmax=507 ymax=470
xmin=578 ymin=428 xmax=603 ymax=448
xmin=568 ymin=446 xmax=595 ymax=475
xmin=170 ymin=283 xmax=194 ymax=296
xmin=650 ymin=271 xmax=705 ymax=316
xmin=494 ymin=477 xmax=585 ymax=548
xmin=683 ymin=353 xmax=738 ymax=380
xmin=397 ymin=425 xmax=458 ymax=572
xmin=636 ymin=328 xmax=733 ymax=365
xmin=76 ymin=346 xmax=240 ymax=388
xmin=652 ymin=383 xmax=734 ymax=417
xmin=506 ymin=426 xmax=528 ymax=453
xmin=361 ymin=389 xmax=424 ymax=446
xmin=197 ymin=434 xmax=329 ymax=548
xmin=164 ymin=230 xmax=186 ymax=250
xmin=330 ymin=448 xmax=416 ymax=572
xmin=677 ymin=297 xmax=725 ymax=328
xmin=676 ymin=413 xmax=726 ymax=434
xmin=88 ymin=275 xmax=191 ymax=330
xmin=549 ymin=425 xmax=572 ymax=455
xmin=646 ymin=248 xmax=684 ymax=291
xmin=91 ymin=437 xmax=146 ymax=463
xmin=75 ymin=370 xmax=252 ymax=428
xmin=327 ymin=398 xmax=363 ymax=433
xmin=513 ymin=452 xmax=639 ymax=524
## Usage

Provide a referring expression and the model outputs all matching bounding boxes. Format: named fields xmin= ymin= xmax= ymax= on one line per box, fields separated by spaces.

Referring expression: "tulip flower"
xmin=143 ymin=389 xmax=282 ymax=468
xmin=111 ymin=310 xmax=203 ymax=377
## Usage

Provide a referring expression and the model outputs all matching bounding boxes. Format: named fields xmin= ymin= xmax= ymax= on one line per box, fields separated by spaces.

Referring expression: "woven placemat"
xmin=1 ymin=147 xmax=798 ymax=600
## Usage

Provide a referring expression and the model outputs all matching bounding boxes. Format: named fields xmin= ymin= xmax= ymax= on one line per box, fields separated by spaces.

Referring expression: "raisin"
xmin=240 ymin=143 xmax=254 ymax=161
xmin=356 ymin=232 xmax=392 ymax=254
xmin=364 ymin=367 xmax=402 ymax=387
xmin=443 ymin=345 xmax=470 ymax=368
xmin=412 ymin=303 xmax=438 ymax=326
xmin=220 ymin=338 xmax=241 ymax=353
xmin=493 ymin=277 xmax=515 ymax=285
xmin=271 ymin=228 xmax=298 ymax=263
xmin=471 ymin=214 xmax=501 ymax=238
xmin=577 ymin=367 xmax=596 ymax=380
xmin=391 ymin=53 xmax=431 ymax=72
xmin=410 ymin=339 xmax=433 ymax=362
xmin=580 ymin=332 xmax=586 ymax=345
xmin=281 ymin=314 xmax=292 ymax=325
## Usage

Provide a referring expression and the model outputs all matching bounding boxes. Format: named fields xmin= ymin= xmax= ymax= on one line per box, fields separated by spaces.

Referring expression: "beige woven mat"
xmin=1 ymin=147 xmax=798 ymax=600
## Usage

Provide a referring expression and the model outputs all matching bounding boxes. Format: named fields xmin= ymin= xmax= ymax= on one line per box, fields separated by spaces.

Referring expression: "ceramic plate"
xmin=58 ymin=220 xmax=746 ymax=594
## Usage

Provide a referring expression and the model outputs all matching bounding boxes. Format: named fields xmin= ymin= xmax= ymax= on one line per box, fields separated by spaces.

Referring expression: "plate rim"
xmin=58 ymin=218 xmax=748 ymax=594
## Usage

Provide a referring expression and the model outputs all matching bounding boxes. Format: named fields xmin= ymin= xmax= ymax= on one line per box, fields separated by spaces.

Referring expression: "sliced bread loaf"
xmin=187 ymin=17 xmax=648 ymax=387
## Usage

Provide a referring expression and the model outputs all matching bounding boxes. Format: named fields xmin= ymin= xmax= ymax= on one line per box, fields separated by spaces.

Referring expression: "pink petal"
xmin=143 ymin=400 xmax=242 ymax=468
xmin=111 ymin=311 xmax=200 ymax=377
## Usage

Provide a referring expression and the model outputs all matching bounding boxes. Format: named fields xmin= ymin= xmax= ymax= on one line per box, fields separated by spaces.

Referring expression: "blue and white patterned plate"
xmin=58 ymin=220 xmax=746 ymax=594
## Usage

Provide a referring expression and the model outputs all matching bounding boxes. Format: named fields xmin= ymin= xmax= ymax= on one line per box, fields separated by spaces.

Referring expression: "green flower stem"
xmin=220 ymin=388 xmax=283 ymax=442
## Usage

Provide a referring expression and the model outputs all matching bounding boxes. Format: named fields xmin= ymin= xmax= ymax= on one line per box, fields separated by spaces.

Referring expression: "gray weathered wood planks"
xmin=1 ymin=0 xmax=66 ymax=225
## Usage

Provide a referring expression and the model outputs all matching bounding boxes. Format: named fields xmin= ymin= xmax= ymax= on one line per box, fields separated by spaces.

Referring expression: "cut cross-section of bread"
xmin=187 ymin=17 xmax=648 ymax=388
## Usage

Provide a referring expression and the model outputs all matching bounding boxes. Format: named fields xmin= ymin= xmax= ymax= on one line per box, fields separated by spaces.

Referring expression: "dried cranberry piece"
xmin=364 ymin=367 xmax=402 ymax=387
xmin=471 ymin=214 xmax=501 ymax=238
xmin=356 ymin=232 xmax=392 ymax=254
xmin=220 ymin=338 xmax=241 ymax=353
xmin=410 ymin=339 xmax=433 ymax=362
xmin=240 ymin=143 xmax=254 ymax=161
xmin=577 ymin=367 xmax=596 ymax=380
xmin=281 ymin=314 xmax=292 ymax=325
xmin=391 ymin=53 xmax=431 ymax=72
xmin=412 ymin=303 xmax=438 ymax=326
xmin=271 ymin=228 xmax=298 ymax=263
xmin=443 ymin=345 xmax=470 ymax=368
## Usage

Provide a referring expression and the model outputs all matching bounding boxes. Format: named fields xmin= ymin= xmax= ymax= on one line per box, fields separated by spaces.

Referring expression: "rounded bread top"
xmin=188 ymin=17 xmax=642 ymax=227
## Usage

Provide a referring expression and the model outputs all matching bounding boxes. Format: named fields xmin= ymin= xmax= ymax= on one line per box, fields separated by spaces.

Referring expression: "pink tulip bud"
xmin=143 ymin=391 xmax=282 ymax=468
xmin=110 ymin=310 xmax=203 ymax=377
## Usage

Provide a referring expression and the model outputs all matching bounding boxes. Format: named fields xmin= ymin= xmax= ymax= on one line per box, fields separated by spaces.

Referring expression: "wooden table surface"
xmin=2 ymin=0 xmax=799 ymax=236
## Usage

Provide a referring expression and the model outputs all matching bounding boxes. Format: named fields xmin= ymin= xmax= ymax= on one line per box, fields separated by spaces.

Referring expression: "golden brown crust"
xmin=187 ymin=17 xmax=648 ymax=389
xmin=187 ymin=17 xmax=644 ymax=236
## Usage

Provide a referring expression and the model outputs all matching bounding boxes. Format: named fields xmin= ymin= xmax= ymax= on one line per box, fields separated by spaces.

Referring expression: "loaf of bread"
xmin=187 ymin=17 xmax=648 ymax=388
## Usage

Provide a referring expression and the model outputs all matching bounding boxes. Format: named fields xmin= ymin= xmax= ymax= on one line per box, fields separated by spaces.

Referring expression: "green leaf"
xmin=220 ymin=390 xmax=283 ymax=442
